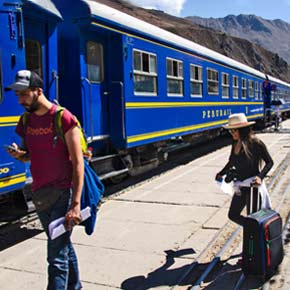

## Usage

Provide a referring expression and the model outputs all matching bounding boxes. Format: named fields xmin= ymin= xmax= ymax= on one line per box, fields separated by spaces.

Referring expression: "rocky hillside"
xmin=92 ymin=0 xmax=290 ymax=82
xmin=186 ymin=14 xmax=290 ymax=66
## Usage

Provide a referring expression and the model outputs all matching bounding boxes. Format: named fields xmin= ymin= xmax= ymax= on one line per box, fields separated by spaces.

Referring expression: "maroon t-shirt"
xmin=16 ymin=104 xmax=77 ymax=191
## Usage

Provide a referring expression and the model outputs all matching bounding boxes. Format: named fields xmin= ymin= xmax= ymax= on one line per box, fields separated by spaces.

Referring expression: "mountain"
xmin=186 ymin=14 xmax=290 ymax=65
xmin=92 ymin=0 xmax=290 ymax=82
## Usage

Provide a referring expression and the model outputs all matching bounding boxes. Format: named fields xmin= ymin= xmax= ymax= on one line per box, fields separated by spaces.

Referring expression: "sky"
xmin=127 ymin=0 xmax=290 ymax=23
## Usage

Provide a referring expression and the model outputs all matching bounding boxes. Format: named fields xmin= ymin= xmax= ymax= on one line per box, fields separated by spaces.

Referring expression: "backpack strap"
xmin=53 ymin=106 xmax=87 ymax=153
xmin=21 ymin=111 xmax=30 ymax=132
xmin=53 ymin=106 xmax=65 ymax=144
xmin=20 ymin=112 xmax=30 ymax=152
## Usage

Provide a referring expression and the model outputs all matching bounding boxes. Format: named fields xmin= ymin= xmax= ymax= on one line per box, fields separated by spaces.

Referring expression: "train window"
xmin=86 ymin=41 xmax=103 ymax=82
xmin=241 ymin=78 xmax=247 ymax=99
xmin=190 ymin=64 xmax=203 ymax=97
xmin=232 ymin=75 xmax=239 ymax=99
xmin=133 ymin=49 xmax=157 ymax=95
xmin=248 ymin=80 xmax=254 ymax=98
xmin=207 ymin=68 xmax=218 ymax=95
xmin=166 ymin=58 xmax=183 ymax=96
xmin=255 ymin=82 xmax=259 ymax=100
xmin=222 ymin=73 xmax=229 ymax=99
xmin=260 ymin=83 xmax=263 ymax=100
xmin=25 ymin=39 xmax=42 ymax=77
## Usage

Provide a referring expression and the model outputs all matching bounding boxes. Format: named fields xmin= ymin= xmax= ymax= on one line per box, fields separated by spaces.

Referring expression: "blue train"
xmin=1 ymin=0 xmax=290 ymax=203
xmin=0 ymin=0 xmax=62 ymax=201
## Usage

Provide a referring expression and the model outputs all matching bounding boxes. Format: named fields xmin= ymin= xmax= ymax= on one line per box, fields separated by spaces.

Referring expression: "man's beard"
xmin=24 ymin=95 xmax=40 ymax=113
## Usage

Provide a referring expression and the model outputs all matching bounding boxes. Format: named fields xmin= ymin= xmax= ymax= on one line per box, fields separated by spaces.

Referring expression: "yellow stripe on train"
xmin=127 ymin=114 xmax=263 ymax=143
xmin=126 ymin=101 xmax=263 ymax=109
xmin=0 ymin=116 xmax=20 ymax=127
xmin=0 ymin=173 xmax=26 ymax=189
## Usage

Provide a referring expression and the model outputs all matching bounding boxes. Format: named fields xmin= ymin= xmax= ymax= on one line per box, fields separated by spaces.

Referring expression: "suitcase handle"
xmin=249 ymin=186 xmax=260 ymax=214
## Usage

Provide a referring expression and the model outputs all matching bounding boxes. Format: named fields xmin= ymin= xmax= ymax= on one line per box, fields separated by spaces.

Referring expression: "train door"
xmin=81 ymin=39 xmax=110 ymax=144
xmin=0 ymin=4 xmax=27 ymax=195
xmin=23 ymin=18 xmax=58 ymax=101
xmin=81 ymin=30 xmax=126 ymax=152
xmin=81 ymin=34 xmax=129 ymax=178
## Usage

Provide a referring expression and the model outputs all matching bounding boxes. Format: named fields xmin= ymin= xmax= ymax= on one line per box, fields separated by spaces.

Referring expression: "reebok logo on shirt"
xmin=27 ymin=123 xmax=53 ymax=136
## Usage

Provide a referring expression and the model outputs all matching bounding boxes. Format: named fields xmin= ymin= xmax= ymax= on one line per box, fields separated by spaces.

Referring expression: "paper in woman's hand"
xmin=216 ymin=178 xmax=234 ymax=196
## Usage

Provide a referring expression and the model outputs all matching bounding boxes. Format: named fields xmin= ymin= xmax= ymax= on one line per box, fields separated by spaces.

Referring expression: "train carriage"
xmin=52 ymin=0 xmax=290 ymax=179
xmin=0 ymin=0 xmax=61 ymax=197
xmin=268 ymin=76 xmax=290 ymax=121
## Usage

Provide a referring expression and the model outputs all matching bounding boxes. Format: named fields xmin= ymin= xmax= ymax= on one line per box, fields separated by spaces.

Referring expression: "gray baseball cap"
xmin=5 ymin=70 xmax=43 ymax=91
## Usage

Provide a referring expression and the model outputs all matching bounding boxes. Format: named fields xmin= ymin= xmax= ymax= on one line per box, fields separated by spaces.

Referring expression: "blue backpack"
xmin=81 ymin=159 xmax=104 ymax=235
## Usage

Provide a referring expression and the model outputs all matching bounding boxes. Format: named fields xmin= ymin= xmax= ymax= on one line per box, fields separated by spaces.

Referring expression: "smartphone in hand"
xmin=3 ymin=144 xmax=17 ymax=152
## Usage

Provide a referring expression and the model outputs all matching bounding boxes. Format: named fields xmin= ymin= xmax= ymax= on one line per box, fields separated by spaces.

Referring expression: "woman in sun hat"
xmin=215 ymin=113 xmax=273 ymax=228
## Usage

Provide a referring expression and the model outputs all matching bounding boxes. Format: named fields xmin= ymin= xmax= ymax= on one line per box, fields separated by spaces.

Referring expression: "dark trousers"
xmin=228 ymin=187 xmax=260 ymax=227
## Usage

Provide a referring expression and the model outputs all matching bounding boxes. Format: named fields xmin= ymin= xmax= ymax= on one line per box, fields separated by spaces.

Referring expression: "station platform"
xmin=1 ymin=120 xmax=290 ymax=290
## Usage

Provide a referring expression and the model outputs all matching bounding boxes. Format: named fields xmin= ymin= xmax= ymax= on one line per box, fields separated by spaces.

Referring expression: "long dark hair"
xmin=237 ymin=126 xmax=259 ymax=160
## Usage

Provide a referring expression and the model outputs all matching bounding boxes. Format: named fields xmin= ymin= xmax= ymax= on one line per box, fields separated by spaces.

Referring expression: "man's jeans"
xmin=33 ymin=188 xmax=82 ymax=290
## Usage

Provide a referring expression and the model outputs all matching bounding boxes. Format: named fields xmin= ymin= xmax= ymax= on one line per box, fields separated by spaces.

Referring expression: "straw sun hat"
xmin=223 ymin=113 xmax=255 ymax=129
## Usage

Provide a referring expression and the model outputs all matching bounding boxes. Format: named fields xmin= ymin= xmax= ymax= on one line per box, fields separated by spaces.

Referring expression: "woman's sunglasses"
xmin=229 ymin=128 xmax=239 ymax=134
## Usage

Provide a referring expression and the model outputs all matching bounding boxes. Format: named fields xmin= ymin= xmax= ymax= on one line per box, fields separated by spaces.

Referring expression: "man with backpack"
xmin=5 ymin=70 xmax=83 ymax=290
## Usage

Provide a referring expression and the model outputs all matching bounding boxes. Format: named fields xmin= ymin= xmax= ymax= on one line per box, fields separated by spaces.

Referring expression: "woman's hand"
xmin=251 ymin=176 xmax=262 ymax=186
xmin=215 ymin=173 xmax=223 ymax=182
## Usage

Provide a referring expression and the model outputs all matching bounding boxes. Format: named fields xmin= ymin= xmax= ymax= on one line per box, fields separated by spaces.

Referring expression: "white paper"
xmin=49 ymin=206 xmax=91 ymax=240
xmin=216 ymin=178 xmax=234 ymax=196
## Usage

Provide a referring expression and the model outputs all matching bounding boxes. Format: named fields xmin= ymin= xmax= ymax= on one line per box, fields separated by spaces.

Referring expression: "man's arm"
xmin=64 ymin=126 xmax=84 ymax=228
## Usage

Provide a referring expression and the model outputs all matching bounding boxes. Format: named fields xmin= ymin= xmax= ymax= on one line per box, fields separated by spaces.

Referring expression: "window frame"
xmin=255 ymin=81 xmax=259 ymax=100
xmin=190 ymin=64 xmax=203 ymax=98
xmin=207 ymin=68 xmax=219 ymax=95
xmin=25 ymin=39 xmax=43 ymax=78
xmin=86 ymin=41 xmax=104 ymax=83
xmin=248 ymin=79 xmax=254 ymax=98
xmin=232 ymin=75 xmax=239 ymax=99
xmin=133 ymin=49 xmax=158 ymax=96
xmin=222 ymin=72 xmax=230 ymax=99
xmin=241 ymin=78 xmax=247 ymax=99
xmin=166 ymin=57 xmax=184 ymax=97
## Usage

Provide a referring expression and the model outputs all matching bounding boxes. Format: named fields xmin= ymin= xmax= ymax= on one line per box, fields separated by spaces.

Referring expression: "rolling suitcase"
xmin=242 ymin=186 xmax=284 ymax=279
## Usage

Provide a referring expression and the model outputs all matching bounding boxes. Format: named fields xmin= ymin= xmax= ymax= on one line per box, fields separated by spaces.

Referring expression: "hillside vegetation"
xmin=93 ymin=0 xmax=290 ymax=82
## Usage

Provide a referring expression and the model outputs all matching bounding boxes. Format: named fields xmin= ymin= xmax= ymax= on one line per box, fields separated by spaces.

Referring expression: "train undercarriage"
xmin=5 ymin=113 xmax=290 ymax=212
xmin=90 ymin=128 xmax=222 ymax=183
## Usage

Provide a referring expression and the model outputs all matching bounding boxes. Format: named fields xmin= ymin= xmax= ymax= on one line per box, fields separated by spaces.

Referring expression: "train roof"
xmin=83 ymin=0 xmax=290 ymax=88
xmin=25 ymin=0 xmax=62 ymax=20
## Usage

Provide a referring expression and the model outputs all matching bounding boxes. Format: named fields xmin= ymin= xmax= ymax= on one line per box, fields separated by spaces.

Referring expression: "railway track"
xmin=0 ymin=209 xmax=41 ymax=251
xmin=170 ymin=154 xmax=290 ymax=290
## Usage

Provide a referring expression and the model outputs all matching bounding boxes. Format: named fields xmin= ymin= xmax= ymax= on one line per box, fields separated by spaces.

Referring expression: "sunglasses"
xmin=229 ymin=129 xmax=239 ymax=134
